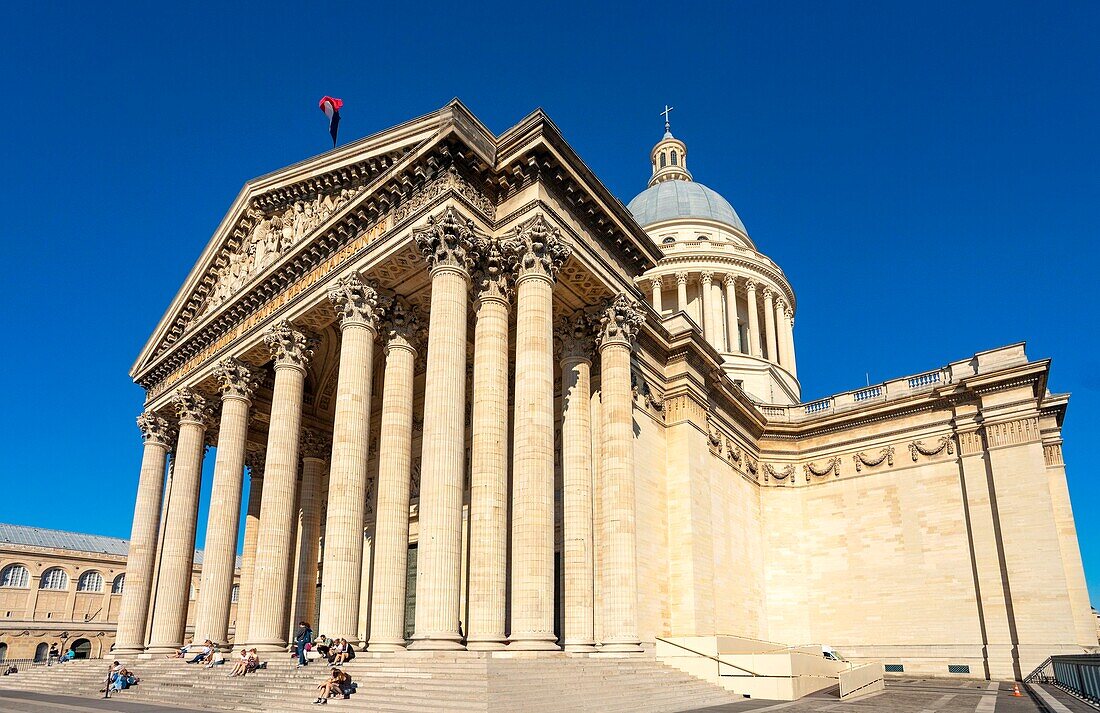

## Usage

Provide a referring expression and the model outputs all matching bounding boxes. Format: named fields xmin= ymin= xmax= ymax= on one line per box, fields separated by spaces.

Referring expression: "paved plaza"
xmin=0 ymin=680 xmax=1094 ymax=713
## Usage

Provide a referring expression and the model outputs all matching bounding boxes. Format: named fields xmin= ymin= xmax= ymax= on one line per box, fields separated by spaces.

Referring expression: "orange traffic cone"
xmin=1012 ymin=683 xmax=1022 ymax=697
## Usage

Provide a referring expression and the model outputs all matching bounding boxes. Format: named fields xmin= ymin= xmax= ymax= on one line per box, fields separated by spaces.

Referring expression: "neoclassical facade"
xmin=120 ymin=101 xmax=1094 ymax=679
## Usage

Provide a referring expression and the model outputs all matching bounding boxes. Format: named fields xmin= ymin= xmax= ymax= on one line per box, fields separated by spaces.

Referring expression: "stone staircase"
xmin=0 ymin=653 xmax=751 ymax=712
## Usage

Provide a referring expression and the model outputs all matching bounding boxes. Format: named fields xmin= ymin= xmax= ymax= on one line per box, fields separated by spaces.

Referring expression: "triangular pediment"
xmin=131 ymin=100 xmax=664 ymax=397
xmin=131 ymin=100 xmax=497 ymax=381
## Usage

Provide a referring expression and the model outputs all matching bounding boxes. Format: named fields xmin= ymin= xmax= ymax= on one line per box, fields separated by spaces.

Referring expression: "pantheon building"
xmin=119 ymin=101 xmax=1094 ymax=680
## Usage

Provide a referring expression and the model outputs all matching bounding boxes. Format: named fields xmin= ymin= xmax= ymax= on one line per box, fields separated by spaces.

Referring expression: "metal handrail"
xmin=654 ymin=637 xmax=759 ymax=677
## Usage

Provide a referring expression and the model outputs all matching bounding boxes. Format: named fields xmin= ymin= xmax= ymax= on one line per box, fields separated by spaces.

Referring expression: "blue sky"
xmin=1 ymin=3 xmax=1097 ymax=605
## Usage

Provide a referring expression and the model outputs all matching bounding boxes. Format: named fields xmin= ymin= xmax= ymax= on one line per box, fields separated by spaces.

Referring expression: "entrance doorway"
xmin=0 ymin=642 xmax=7 ymax=661
xmin=34 ymin=642 xmax=48 ymax=663
xmin=403 ymin=544 xmax=417 ymax=641
xmin=71 ymin=638 xmax=92 ymax=659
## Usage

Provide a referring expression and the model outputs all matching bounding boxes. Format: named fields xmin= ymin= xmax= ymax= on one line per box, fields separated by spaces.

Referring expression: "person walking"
xmin=294 ymin=621 xmax=314 ymax=668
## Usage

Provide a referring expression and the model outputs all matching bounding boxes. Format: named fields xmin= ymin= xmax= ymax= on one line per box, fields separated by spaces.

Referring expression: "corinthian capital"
xmin=137 ymin=411 xmax=175 ymax=447
xmin=381 ymin=296 xmax=424 ymax=353
xmin=413 ymin=206 xmax=478 ymax=275
xmin=328 ymin=272 xmax=385 ymax=331
xmin=264 ymin=320 xmax=314 ymax=370
xmin=300 ymin=428 xmax=331 ymax=461
xmin=700 ymin=271 xmax=714 ymax=285
xmin=761 ymin=286 xmax=775 ymax=302
xmin=555 ymin=308 xmax=598 ymax=361
xmin=675 ymin=271 xmax=689 ymax=286
xmin=173 ymin=388 xmax=211 ymax=426
xmin=472 ymin=236 xmax=515 ymax=302
xmin=213 ymin=357 xmax=258 ymax=401
xmin=744 ymin=278 xmax=757 ymax=292
xmin=501 ymin=214 xmax=572 ymax=283
xmin=596 ymin=294 xmax=646 ymax=349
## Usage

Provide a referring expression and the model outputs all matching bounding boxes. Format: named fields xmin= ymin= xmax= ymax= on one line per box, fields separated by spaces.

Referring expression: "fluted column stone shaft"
xmin=248 ymin=321 xmax=312 ymax=651
xmin=700 ymin=272 xmax=715 ymax=347
xmin=723 ymin=275 xmax=740 ymax=354
xmin=745 ymin=280 xmax=762 ymax=358
xmin=785 ymin=310 xmax=798 ymax=377
xmin=762 ymin=288 xmax=779 ymax=364
xmin=711 ymin=280 xmax=726 ymax=351
xmin=319 ymin=273 xmax=383 ymax=642
xmin=505 ymin=214 xmax=571 ymax=650
xmin=649 ymin=276 xmax=663 ymax=314
xmin=367 ymin=300 xmax=420 ymax=651
xmin=409 ymin=207 xmax=477 ymax=651
xmin=194 ymin=358 xmax=256 ymax=646
xmin=597 ymin=295 xmax=645 ymax=653
xmin=115 ymin=412 xmax=174 ymax=655
xmin=675 ymin=272 xmax=688 ymax=315
xmin=559 ymin=311 xmax=596 ymax=652
xmin=466 ymin=238 xmax=512 ymax=651
xmin=147 ymin=389 xmax=210 ymax=654
xmin=292 ymin=433 xmax=328 ymax=630
xmin=233 ymin=463 xmax=263 ymax=645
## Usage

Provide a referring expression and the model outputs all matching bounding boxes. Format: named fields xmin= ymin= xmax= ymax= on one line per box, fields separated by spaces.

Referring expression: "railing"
xmin=853 ymin=386 xmax=881 ymax=402
xmin=908 ymin=371 xmax=941 ymax=389
xmin=1026 ymin=654 xmax=1100 ymax=705
xmin=804 ymin=399 xmax=831 ymax=414
xmin=654 ymin=636 xmax=760 ymax=678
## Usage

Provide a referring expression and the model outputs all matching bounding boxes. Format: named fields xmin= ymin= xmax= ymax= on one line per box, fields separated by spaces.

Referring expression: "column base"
xmin=599 ymin=639 xmax=644 ymax=653
xmin=366 ymin=639 xmax=408 ymax=653
xmin=144 ymin=644 xmax=184 ymax=656
xmin=407 ymin=634 xmax=465 ymax=651
xmin=466 ymin=637 xmax=507 ymax=651
xmin=564 ymin=642 xmax=598 ymax=653
xmin=508 ymin=634 xmax=560 ymax=651
xmin=246 ymin=638 xmax=289 ymax=653
xmin=112 ymin=645 xmax=145 ymax=657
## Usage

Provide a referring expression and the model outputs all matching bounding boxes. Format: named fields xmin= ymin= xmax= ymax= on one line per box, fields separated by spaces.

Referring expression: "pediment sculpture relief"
xmin=197 ymin=187 xmax=364 ymax=319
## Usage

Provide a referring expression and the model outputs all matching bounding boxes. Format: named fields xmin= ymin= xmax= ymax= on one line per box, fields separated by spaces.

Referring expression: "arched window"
xmin=671 ymin=150 xmax=678 ymax=166
xmin=696 ymin=234 xmax=710 ymax=241
xmin=0 ymin=564 xmax=29 ymax=588
xmin=34 ymin=642 xmax=49 ymax=663
xmin=662 ymin=236 xmax=676 ymax=244
xmin=112 ymin=574 xmax=125 ymax=594
xmin=231 ymin=584 xmax=240 ymax=603
xmin=40 ymin=568 xmax=68 ymax=590
xmin=659 ymin=152 xmax=666 ymax=168
xmin=77 ymin=571 xmax=103 ymax=592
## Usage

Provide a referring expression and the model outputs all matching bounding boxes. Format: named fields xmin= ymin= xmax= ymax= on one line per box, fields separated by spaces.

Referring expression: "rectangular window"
xmin=884 ymin=664 xmax=904 ymax=673
xmin=948 ymin=664 xmax=971 ymax=674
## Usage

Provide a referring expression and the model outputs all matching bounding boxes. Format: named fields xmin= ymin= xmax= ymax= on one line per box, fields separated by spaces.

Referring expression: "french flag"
xmin=319 ymin=96 xmax=343 ymax=148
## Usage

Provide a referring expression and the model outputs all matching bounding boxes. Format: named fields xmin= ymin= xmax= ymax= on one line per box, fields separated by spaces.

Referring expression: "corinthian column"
xmin=147 ymin=388 xmax=211 ymax=654
xmin=233 ymin=451 xmax=264 ymax=645
xmin=745 ymin=280 xmax=761 ymax=358
xmin=558 ymin=310 xmax=597 ymax=652
xmin=465 ymin=238 xmax=513 ymax=651
xmin=700 ymin=271 xmax=715 ymax=346
xmin=194 ymin=358 xmax=257 ymax=646
xmin=318 ymin=273 xmax=383 ymax=643
xmin=675 ymin=272 xmax=688 ymax=314
xmin=774 ymin=299 xmax=791 ymax=369
xmin=504 ymin=214 xmax=572 ymax=650
xmin=248 ymin=321 xmax=313 ymax=651
xmin=649 ymin=276 xmax=663 ymax=314
xmin=785 ymin=308 xmax=798 ymax=377
xmin=408 ymin=206 xmax=477 ymax=651
xmin=723 ymin=275 xmax=740 ymax=354
xmin=597 ymin=294 xmax=645 ymax=652
xmin=762 ymin=287 xmax=779 ymax=364
xmin=367 ymin=299 xmax=421 ymax=651
xmin=292 ymin=430 xmax=329 ymax=631
xmin=115 ymin=412 xmax=174 ymax=655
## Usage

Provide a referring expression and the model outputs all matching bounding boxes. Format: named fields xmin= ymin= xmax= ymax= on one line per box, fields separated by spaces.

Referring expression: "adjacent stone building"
xmin=120 ymin=101 xmax=1094 ymax=680
xmin=0 ymin=524 xmax=237 ymax=661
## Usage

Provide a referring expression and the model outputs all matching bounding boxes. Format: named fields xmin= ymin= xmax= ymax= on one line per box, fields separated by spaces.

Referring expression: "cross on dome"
xmin=647 ymin=109 xmax=691 ymax=187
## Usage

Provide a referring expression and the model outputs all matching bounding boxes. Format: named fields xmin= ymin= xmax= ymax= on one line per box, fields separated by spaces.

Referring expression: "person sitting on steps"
xmin=227 ymin=649 xmax=249 ymax=677
xmin=313 ymin=667 xmax=353 ymax=704
xmin=314 ymin=634 xmax=331 ymax=662
xmin=186 ymin=640 xmax=213 ymax=664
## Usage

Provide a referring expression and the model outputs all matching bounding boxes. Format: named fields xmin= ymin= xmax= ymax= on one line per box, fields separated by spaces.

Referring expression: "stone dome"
xmin=627 ymin=180 xmax=747 ymax=234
